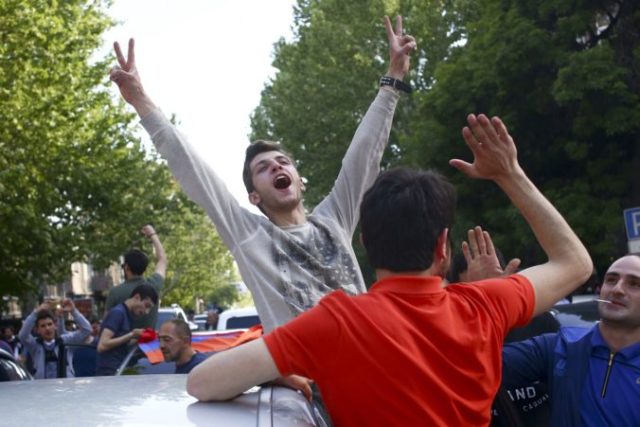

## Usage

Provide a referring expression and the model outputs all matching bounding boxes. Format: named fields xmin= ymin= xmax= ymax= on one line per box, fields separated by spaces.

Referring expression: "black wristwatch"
xmin=379 ymin=76 xmax=412 ymax=94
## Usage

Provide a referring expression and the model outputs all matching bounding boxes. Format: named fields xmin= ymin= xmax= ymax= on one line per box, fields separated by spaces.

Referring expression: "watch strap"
xmin=379 ymin=76 xmax=412 ymax=94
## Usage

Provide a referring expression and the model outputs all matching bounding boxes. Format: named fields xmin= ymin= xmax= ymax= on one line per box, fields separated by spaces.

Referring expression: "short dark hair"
xmin=123 ymin=249 xmax=149 ymax=275
xmin=360 ymin=168 xmax=456 ymax=272
xmin=36 ymin=310 xmax=56 ymax=327
xmin=129 ymin=284 xmax=159 ymax=306
xmin=167 ymin=319 xmax=192 ymax=343
xmin=447 ymin=252 xmax=468 ymax=283
xmin=242 ymin=140 xmax=292 ymax=193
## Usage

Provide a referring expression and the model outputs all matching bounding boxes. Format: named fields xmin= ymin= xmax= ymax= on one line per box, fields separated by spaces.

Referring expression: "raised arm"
xmin=316 ymin=16 xmax=416 ymax=229
xmin=141 ymin=224 xmax=167 ymax=277
xmin=60 ymin=299 xmax=92 ymax=344
xmin=110 ymin=39 xmax=156 ymax=118
xmin=17 ymin=303 xmax=50 ymax=346
xmin=109 ymin=39 xmax=260 ymax=247
xmin=449 ymin=114 xmax=592 ymax=315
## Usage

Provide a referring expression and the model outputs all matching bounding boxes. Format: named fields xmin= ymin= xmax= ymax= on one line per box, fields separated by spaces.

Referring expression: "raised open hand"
xmin=384 ymin=15 xmax=417 ymax=80
xmin=110 ymin=39 xmax=155 ymax=116
xmin=462 ymin=226 xmax=521 ymax=282
xmin=449 ymin=114 xmax=521 ymax=183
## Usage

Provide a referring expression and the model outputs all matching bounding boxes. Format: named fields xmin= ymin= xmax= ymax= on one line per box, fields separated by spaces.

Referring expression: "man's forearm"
xmin=130 ymin=93 xmax=156 ymax=119
xmin=149 ymin=234 xmax=167 ymax=275
xmin=187 ymin=339 xmax=280 ymax=401
xmin=496 ymin=168 xmax=592 ymax=311
xmin=98 ymin=332 xmax=136 ymax=353
xmin=17 ymin=312 xmax=37 ymax=343
xmin=73 ymin=309 xmax=92 ymax=335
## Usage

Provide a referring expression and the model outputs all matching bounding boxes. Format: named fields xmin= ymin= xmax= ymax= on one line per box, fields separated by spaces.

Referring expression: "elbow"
xmin=187 ymin=366 xmax=228 ymax=401
xmin=187 ymin=370 xmax=214 ymax=401
xmin=185 ymin=373 xmax=201 ymax=399
xmin=571 ymin=245 xmax=594 ymax=284
xmin=577 ymin=255 xmax=594 ymax=286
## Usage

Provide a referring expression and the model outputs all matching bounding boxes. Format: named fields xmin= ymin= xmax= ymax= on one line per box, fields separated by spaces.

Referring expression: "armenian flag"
xmin=139 ymin=325 xmax=264 ymax=364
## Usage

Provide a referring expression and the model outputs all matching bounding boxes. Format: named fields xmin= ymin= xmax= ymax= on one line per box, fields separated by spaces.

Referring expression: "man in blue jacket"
xmin=502 ymin=254 xmax=640 ymax=426
xmin=18 ymin=299 xmax=91 ymax=378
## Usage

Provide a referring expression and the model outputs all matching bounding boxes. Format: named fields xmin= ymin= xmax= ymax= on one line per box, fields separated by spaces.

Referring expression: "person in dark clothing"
xmin=96 ymin=284 xmax=158 ymax=376
xmin=452 ymin=226 xmax=560 ymax=426
xmin=158 ymin=319 xmax=208 ymax=374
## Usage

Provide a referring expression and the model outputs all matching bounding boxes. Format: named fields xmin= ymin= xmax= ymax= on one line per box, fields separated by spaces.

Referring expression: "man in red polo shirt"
xmin=186 ymin=114 xmax=593 ymax=426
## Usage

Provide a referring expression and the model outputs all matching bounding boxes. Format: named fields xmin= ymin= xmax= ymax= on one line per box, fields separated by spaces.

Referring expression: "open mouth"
xmin=273 ymin=174 xmax=292 ymax=189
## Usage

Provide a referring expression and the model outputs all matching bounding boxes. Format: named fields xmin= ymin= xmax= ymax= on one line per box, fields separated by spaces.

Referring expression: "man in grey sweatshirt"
xmin=109 ymin=16 xmax=416 ymax=333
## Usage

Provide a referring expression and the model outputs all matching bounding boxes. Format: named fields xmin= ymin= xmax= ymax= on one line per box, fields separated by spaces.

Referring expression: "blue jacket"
xmin=18 ymin=309 xmax=91 ymax=379
xmin=503 ymin=325 xmax=640 ymax=427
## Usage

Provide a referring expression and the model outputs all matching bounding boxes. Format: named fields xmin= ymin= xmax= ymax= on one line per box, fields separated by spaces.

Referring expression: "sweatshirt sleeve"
xmin=313 ymin=88 xmax=400 ymax=234
xmin=17 ymin=311 xmax=38 ymax=352
xmin=140 ymin=110 xmax=261 ymax=252
xmin=62 ymin=309 xmax=92 ymax=344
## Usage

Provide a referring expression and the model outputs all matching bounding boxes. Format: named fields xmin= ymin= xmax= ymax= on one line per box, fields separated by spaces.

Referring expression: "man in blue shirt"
xmin=503 ymin=254 xmax=640 ymax=426
xmin=96 ymin=284 xmax=158 ymax=375
xmin=158 ymin=319 xmax=207 ymax=374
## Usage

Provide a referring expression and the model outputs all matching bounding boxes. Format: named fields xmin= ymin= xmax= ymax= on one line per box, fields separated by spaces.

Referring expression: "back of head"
xmin=124 ymin=249 xmax=149 ymax=276
xmin=242 ymin=140 xmax=292 ymax=193
xmin=129 ymin=284 xmax=159 ymax=306
xmin=447 ymin=252 xmax=468 ymax=283
xmin=360 ymin=168 xmax=456 ymax=272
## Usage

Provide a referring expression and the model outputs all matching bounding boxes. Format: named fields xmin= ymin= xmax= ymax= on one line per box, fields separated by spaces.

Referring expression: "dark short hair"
xmin=123 ymin=249 xmax=149 ymax=275
xmin=36 ymin=310 xmax=56 ymax=327
xmin=360 ymin=168 xmax=456 ymax=272
xmin=167 ymin=319 xmax=192 ymax=343
xmin=447 ymin=252 xmax=468 ymax=283
xmin=129 ymin=284 xmax=158 ymax=306
xmin=242 ymin=140 xmax=292 ymax=193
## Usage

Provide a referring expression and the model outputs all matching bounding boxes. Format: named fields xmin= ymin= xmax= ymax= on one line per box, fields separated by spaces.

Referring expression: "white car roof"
xmin=0 ymin=375 xmax=321 ymax=426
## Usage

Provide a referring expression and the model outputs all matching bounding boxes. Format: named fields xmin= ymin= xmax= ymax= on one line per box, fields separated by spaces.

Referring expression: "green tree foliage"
xmin=0 ymin=0 xmax=161 ymax=298
xmin=0 ymin=0 xmax=239 ymax=310
xmin=254 ymin=0 xmax=639 ymax=278
xmin=408 ymin=0 xmax=640 ymax=274
xmin=152 ymin=192 xmax=239 ymax=310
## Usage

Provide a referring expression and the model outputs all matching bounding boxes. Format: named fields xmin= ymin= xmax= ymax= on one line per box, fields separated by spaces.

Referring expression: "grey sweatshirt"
xmin=141 ymin=88 xmax=400 ymax=332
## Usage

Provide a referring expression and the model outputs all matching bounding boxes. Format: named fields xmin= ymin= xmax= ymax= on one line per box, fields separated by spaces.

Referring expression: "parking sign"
xmin=624 ymin=207 xmax=640 ymax=240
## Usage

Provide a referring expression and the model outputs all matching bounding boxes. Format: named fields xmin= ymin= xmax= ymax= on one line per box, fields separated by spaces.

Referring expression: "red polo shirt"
xmin=264 ymin=274 xmax=534 ymax=426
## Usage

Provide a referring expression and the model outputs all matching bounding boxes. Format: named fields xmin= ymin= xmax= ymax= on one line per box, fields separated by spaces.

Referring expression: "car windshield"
xmin=225 ymin=315 xmax=260 ymax=330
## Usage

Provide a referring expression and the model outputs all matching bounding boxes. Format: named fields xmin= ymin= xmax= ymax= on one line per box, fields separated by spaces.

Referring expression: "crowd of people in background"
xmin=1 ymin=12 xmax=638 ymax=427
xmin=1 ymin=223 xmax=212 ymax=378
